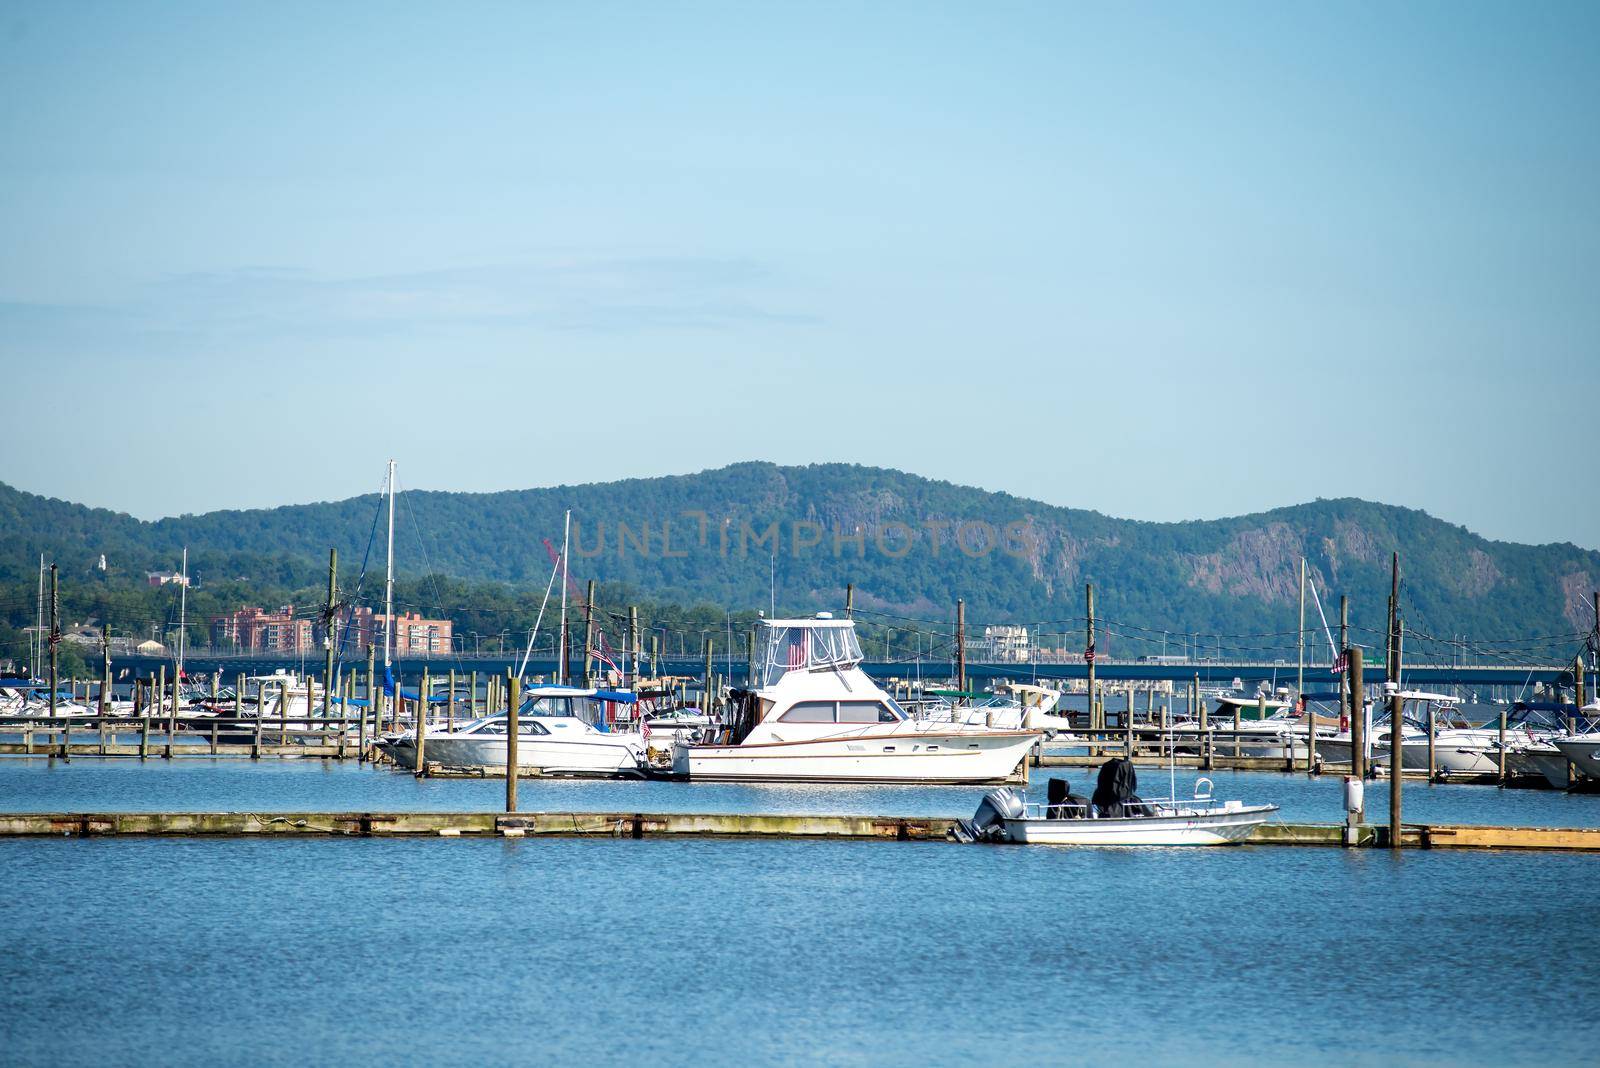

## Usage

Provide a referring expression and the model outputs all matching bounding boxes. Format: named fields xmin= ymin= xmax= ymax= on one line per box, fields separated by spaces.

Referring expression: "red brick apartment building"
xmin=210 ymin=606 xmax=314 ymax=653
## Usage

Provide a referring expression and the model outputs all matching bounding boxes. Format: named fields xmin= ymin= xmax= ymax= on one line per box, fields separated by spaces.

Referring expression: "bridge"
xmin=108 ymin=654 xmax=1567 ymax=691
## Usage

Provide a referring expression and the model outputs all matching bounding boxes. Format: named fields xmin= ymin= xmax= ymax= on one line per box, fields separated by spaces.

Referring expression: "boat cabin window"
xmin=838 ymin=700 xmax=897 ymax=724
xmin=525 ymin=696 xmax=574 ymax=717
xmin=778 ymin=701 xmax=836 ymax=723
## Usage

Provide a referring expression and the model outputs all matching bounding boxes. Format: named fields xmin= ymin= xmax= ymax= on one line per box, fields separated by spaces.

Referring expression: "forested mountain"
xmin=2 ymin=463 xmax=1596 ymax=665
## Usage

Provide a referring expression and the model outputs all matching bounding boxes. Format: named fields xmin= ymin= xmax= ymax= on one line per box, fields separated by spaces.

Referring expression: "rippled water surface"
xmin=1 ymin=755 xmax=1597 ymax=829
xmin=1 ymin=836 xmax=1595 ymax=1066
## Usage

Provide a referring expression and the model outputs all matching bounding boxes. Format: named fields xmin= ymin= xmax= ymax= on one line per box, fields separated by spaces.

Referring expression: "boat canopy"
xmin=756 ymin=616 xmax=864 ymax=688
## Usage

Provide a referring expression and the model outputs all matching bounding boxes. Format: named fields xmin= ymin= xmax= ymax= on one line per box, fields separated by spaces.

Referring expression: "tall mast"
xmin=1296 ymin=556 xmax=1305 ymax=701
xmin=177 ymin=546 xmax=188 ymax=679
xmin=384 ymin=459 xmax=396 ymax=670
xmin=558 ymin=509 xmax=570 ymax=685
xmin=34 ymin=554 xmax=44 ymax=681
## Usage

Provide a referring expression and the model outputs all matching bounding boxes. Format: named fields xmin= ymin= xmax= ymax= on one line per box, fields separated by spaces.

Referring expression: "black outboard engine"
xmin=1091 ymin=758 xmax=1148 ymax=817
xmin=950 ymin=787 xmax=1025 ymax=843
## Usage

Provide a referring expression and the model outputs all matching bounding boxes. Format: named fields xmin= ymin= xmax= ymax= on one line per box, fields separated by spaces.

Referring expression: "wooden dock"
xmin=2 ymin=811 xmax=1597 ymax=850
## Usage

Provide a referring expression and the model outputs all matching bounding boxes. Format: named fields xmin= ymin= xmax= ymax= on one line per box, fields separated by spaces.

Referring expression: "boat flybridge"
xmin=671 ymin=615 xmax=1041 ymax=784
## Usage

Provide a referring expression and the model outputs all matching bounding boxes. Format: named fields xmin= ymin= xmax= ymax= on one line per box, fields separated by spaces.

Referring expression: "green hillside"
xmin=2 ymin=463 xmax=1596 ymax=666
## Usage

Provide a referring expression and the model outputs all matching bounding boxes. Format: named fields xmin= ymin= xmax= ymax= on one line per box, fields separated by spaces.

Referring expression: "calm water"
xmin=0 ymin=756 xmax=1597 ymax=829
xmin=0 ymin=837 xmax=1595 ymax=1066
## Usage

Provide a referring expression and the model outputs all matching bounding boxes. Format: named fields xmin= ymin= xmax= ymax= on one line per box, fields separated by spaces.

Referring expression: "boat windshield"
xmin=756 ymin=621 xmax=864 ymax=687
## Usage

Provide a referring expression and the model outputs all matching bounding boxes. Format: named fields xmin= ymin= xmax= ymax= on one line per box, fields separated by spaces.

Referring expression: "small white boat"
xmin=954 ymin=768 xmax=1275 ymax=846
xmin=386 ymin=714 xmax=645 ymax=776
xmin=384 ymin=686 xmax=647 ymax=776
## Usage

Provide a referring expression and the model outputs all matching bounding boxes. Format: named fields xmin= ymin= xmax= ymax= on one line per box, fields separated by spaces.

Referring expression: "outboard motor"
xmin=1045 ymin=777 xmax=1091 ymax=819
xmin=1091 ymin=758 xmax=1148 ymax=817
xmin=951 ymin=787 xmax=1025 ymax=843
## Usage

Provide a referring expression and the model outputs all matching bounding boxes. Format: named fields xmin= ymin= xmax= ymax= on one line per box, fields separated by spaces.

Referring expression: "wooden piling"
xmin=357 ymin=669 xmax=368 ymax=762
xmin=506 ymin=672 xmax=520 ymax=813
xmin=1389 ymin=693 xmax=1403 ymax=848
xmin=1348 ymin=646 xmax=1365 ymax=786
xmin=157 ymin=665 xmax=168 ymax=758
xmin=1497 ymin=710 xmax=1508 ymax=784
xmin=1426 ymin=705 xmax=1436 ymax=783
xmin=447 ymin=669 xmax=456 ymax=733
xmin=139 ymin=678 xmax=151 ymax=760
xmin=415 ymin=669 xmax=429 ymax=777
xmin=166 ymin=669 xmax=178 ymax=759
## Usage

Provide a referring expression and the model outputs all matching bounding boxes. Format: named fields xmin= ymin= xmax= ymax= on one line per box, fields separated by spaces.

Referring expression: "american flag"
xmin=640 ymin=712 xmax=651 ymax=744
xmin=1332 ymin=651 xmax=1348 ymax=675
xmin=787 ymin=632 xmax=808 ymax=670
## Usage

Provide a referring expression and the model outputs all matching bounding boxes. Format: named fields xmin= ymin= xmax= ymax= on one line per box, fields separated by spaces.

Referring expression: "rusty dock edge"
xmin=2 ymin=813 xmax=1600 ymax=850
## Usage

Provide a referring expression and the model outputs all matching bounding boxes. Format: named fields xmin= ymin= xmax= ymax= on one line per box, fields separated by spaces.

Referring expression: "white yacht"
xmin=383 ymin=686 xmax=646 ymax=776
xmin=671 ymin=615 xmax=1040 ymax=784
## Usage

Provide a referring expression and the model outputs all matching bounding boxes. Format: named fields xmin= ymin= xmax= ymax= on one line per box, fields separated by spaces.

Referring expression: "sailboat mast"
xmin=1296 ymin=556 xmax=1305 ymax=700
xmin=34 ymin=554 xmax=44 ymax=680
xmin=177 ymin=547 xmax=188 ymax=679
xmin=384 ymin=459 xmax=396 ymax=670
xmin=558 ymin=509 xmax=570 ymax=685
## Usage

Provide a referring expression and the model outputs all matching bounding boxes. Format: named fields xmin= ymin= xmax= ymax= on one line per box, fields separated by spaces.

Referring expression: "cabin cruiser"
xmin=1555 ymin=737 xmax=1600 ymax=781
xmin=922 ymin=683 xmax=1079 ymax=738
xmin=1172 ymin=694 xmax=1338 ymax=759
xmin=382 ymin=686 xmax=646 ymax=776
xmin=1384 ymin=696 xmax=1565 ymax=776
xmin=671 ymin=615 xmax=1040 ymax=784
xmin=953 ymin=761 xmax=1276 ymax=846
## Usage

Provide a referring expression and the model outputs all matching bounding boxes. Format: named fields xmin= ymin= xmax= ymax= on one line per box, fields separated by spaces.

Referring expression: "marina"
xmin=5 ymin=3 xmax=1599 ymax=1063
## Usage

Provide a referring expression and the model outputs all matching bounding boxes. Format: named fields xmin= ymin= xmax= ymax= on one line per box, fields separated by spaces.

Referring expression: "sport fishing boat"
xmin=953 ymin=761 xmax=1276 ymax=846
xmin=382 ymin=685 xmax=646 ymax=776
xmin=671 ymin=615 xmax=1040 ymax=784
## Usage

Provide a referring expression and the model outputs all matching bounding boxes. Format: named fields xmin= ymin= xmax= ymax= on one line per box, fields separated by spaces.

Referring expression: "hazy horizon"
xmin=2 ymin=2 xmax=1595 ymax=546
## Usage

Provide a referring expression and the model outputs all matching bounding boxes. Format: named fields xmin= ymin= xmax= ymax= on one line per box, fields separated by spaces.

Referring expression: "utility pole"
xmin=101 ymin=614 xmax=112 ymax=714
xmin=1086 ymin=584 xmax=1097 ymax=732
xmin=627 ymin=605 xmax=639 ymax=689
xmin=1387 ymin=551 xmax=1400 ymax=684
xmin=323 ymin=548 xmax=337 ymax=720
xmin=955 ymin=599 xmax=966 ymax=697
xmin=845 ymin=583 xmax=854 ymax=619
xmin=582 ymin=579 xmax=596 ymax=688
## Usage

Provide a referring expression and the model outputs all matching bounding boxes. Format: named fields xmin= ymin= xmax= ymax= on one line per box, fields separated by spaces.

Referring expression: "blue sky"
xmin=1 ymin=1 xmax=1595 ymax=547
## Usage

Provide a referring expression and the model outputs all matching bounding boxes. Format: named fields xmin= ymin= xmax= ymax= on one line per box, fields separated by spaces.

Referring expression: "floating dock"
xmin=2 ymin=811 xmax=1598 ymax=850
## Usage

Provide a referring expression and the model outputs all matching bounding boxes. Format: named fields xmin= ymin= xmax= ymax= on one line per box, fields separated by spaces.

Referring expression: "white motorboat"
xmin=923 ymin=683 xmax=1080 ymax=739
xmin=954 ymin=769 xmax=1275 ymax=846
xmin=1495 ymin=740 xmax=1572 ymax=788
xmin=383 ymin=685 xmax=646 ymax=775
xmin=672 ymin=615 xmax=1040 ymax=784
xmin=1555 ymin=734 xmax=1600 ymax=782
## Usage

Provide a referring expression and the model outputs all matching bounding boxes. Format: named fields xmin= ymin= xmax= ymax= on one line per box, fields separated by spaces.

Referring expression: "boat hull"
xmin=1002 ymin=804 xmax=1277 ymax=846
xmin=673 ymin=730 xmax=1037 ymax=784
xmin=1555 ymin=739 xmax=1600 ymax=782
xmin=388 ymin=735 xmax=643 ymax=775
